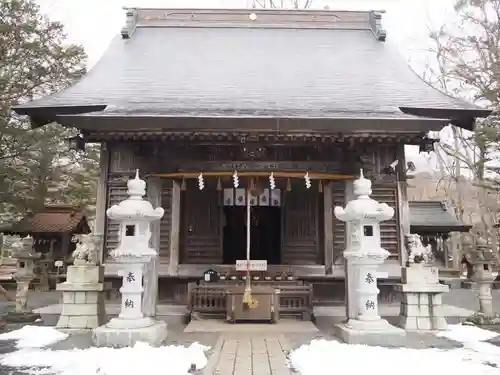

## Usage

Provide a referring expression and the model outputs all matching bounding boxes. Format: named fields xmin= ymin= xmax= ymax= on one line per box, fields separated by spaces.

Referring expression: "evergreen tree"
xmin=0 ymin=0 xmax=98 ymax=224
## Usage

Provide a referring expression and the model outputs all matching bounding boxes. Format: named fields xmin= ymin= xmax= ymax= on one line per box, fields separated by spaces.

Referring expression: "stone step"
xmin=33 ymin=303 xmax=189 ymax=326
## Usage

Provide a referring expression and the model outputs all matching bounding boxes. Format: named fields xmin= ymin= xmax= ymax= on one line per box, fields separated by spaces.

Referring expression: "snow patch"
xmin=0 ymin=341 xmax=209 ymax=375
xmin=0 ymin=326 xmax=68 ymax=348
xmin=289 ymin=339 xmax=500 ymax=375
xmin=437 ymin=324 xmax=499 ymax=343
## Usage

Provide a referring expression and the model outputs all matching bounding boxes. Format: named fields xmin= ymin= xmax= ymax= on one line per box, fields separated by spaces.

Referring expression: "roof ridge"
xmin=120 ymin=8 xmax=386 ymax=40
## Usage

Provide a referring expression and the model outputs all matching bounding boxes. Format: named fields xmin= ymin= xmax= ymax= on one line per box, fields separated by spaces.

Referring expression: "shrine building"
xmin=13 ymin=8 xmax=489 ymax=305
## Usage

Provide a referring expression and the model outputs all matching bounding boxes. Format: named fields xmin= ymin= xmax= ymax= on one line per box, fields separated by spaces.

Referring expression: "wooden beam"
xmin=143 ymin=177 xmax=162 ymax=317
xmin=396 ymin=143 xmax=410 ymax=266
xmin=149 ymin=171 xmax=354 ymax=180
xmin=95 ymin=144 xmax=110 ymax=265
xmin=168 ymin=180 xmax=181 ymax=275
xmin=323 ymin=182 xmax=334 ymax=275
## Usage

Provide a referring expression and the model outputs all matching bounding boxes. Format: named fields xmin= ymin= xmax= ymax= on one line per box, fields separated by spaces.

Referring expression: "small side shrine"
xmin=0 ymin=205 xmax=91 ymax=290
xmin=409 ymin=201 xmax=471 ymax=270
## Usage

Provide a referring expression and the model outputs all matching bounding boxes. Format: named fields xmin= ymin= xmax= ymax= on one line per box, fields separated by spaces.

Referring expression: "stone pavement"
xmin=203 ymin=334 xmax=293 ymax=375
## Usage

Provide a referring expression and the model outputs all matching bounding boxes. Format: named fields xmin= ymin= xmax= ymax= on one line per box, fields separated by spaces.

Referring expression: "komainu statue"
xmin=404 ymin=234 xmax=432 ymax=265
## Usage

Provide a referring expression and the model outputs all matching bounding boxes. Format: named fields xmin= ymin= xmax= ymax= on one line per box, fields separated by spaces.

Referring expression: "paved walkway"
xmin=204 ymin=334 xmax=293 ymax=375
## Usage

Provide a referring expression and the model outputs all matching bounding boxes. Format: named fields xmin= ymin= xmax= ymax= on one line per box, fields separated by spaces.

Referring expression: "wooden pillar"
xmin=442 ymin=234 xmax=451 ymax=269
xmin=396 ymin=143 xmax=410 ymax=266
xmin=344 ymin=180 xmax=357 ymax=319
xmin=168 ymin=180 xmax=181 ymax=275
xmin=143 ymin=177 xmax=162 ymax=317
xmin=95 ymin=144 xmax=110 ymax=265
xmin=323 ymin=182 xmax=334 ymax=274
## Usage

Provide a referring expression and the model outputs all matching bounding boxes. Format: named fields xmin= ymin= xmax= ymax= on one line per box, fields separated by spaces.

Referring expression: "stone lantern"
xmin=5 ymin=236 xmax=41 ymax=323
xmin=333 ymin=169 xmax=405 ymax=344
xmin=93 ymin=170 xmax=167 ymax=347
xmin=469 ymin=238 xmax=495 ymax=317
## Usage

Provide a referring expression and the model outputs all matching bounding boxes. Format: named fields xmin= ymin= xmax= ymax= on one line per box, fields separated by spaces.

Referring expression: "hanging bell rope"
xmin=180 ymin=177 xmax=186 ymax=191
xmin=286 ymin=178 xmax=292 ymax=192
xmin=318 ymin=180 xmax=323 ymax=193
xmin=216 ymin=177 xmax=222 ymax=191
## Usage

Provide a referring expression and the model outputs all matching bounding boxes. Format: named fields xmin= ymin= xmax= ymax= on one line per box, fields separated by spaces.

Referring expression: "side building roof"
xmin=409 ymin=201 xmax=471 ymax=234
xmin=14 ymin=8 xmax=490 ymax=131
xmin=0 ymin=205 xmax=91 ymax=236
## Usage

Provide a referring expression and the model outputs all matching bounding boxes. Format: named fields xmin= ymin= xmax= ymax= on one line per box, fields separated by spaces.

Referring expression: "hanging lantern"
xmin=67 ymin=134 xmax=85 ymax=151
xmin=318 ymin=180 xmax=323 ymax=193
xmin=304 ymin=172 xmax=311 ymax=189
xmin=216 ymin=177 xmax=222 ymax=191
xmin=197 ymin=173 xmax=204 ymax=190
xmin=180 ymin=178 xmax=186 ymax=191
xmin=286 ymin=178 xmax=292 ymax=192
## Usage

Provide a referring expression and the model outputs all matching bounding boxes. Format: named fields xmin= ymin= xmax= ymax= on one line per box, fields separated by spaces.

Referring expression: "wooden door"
xmin=282 ymin=188 xmax=320 ymax=265
xmin=181 ymin=182 xmax=222 ymax=264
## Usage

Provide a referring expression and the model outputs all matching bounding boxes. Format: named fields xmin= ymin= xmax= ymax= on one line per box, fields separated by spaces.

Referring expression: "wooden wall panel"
xmin=372 ymin=184 xmax=399 ymax=258
xmin=331 ymin=181 xmax=346 ymax=263
xmin=159 ymin=183 xmax=172 ymax=261
xmin=180 ymin=182 xmax=223 ymax=264
xmin=104 ymin=185 xmax=128 ymax=256
xmin=282 ymin=188 xmax=320 ymax=265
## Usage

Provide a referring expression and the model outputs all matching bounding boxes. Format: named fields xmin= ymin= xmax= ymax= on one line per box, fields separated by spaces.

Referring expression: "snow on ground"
xmin=0 ymin=326 xmax=68 ymax=348
xmin=436 ymin=323 xmax=499 ymax=343
xmin=0 ymin=325 xmax=209 ymax=375
xmin=290 ymin=325 xmax=500 ymax=375
xmin=0 ymin=341 xmax=209 ymax=375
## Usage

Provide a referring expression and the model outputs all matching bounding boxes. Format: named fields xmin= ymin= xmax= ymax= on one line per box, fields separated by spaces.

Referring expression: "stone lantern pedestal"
xmin=396 ymin=241 xmax=449 ymax=331
xmin=5 ymin=236 xmax=41 ymax=323
xmin=57 ymin=237 xmax=106 ymax=330
xmin=333 ymin=170 xmax=405 ymax=345
xmin=92 ymin=170 xmax=167 ymax=348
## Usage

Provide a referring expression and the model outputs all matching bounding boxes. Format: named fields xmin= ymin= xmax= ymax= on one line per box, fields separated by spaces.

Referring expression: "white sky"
xmin=36 ymin=0 xmax=460 ymax=171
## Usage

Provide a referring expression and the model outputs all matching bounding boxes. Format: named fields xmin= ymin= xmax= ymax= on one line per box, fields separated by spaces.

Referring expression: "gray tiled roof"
xmin=15 ymin=12 xmax=487 ymax=127
xmin=409 ymin=201 xmax=471 ymax=233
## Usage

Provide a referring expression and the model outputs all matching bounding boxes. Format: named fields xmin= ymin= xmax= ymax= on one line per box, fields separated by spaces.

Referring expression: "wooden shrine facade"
xmin=101 ymin=136 xmax=405 ymax=278
xmin=11 ymin=8 xmax=491 ymax=302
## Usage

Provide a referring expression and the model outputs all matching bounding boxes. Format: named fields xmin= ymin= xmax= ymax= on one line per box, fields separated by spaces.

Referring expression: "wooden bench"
xmin=188 ymin=281 xmax=313 ymax=321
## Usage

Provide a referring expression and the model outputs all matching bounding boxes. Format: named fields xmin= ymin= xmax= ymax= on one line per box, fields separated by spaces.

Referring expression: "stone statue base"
xmin=92 ymin=319 xmax=167 ymax=348
xmin=396 ymin=265 xmax=449 ymax=331
xmin=334 ymin=318 xmax=406 ymax=345
xmin=56 ymin=265 xmax=106 ymax=330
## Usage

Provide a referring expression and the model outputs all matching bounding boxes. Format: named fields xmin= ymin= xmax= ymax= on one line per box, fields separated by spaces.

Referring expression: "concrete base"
xmin=334 ymin=318 xmax=406 ymax=345
xmin=399 ymin=315 xmax=447 ymax=331
xmin=92 ymin=320 xmax=167 ymax=348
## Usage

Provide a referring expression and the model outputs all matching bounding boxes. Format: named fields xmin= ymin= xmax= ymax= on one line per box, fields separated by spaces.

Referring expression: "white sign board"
xmin=236 ymin=260 xmax=268 ymax=271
